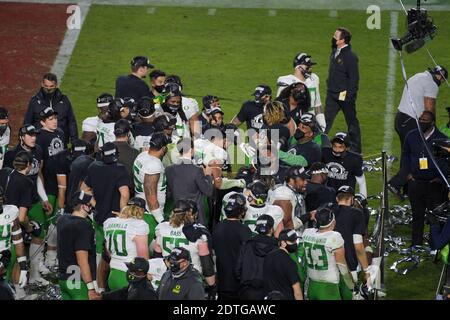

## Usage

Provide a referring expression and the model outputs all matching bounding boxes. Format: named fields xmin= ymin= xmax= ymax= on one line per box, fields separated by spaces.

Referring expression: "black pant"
xmin=239 ymin=284 xmax=265 ymax=300
xmin=324 ymin=92 xmax=361 ymax=154
xmin=407 ymin=179 xmax=445 ymax=245
xmin=218 ymin=291 xmax=240 ymax=300
xmin=389 ymin=112 xmax=420 ymax=189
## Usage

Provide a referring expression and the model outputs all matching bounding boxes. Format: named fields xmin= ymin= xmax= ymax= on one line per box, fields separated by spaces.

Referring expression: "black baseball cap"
xmin=97 ymin=93 xmax=114 ymax=108
xmin=114 ymin=119 xmax=131 ymax=136
xmin=293 ymin=52 xmax=317 ymax=68
xmin=354 ymin=193 xmax=368 ymax=208
xmin=332 ymin=132 xmax=350 ymax=146
xmin=168 ymin=247 xmax=191 ymax=262
xmin=19 ymin=124 xmax=38 ymax=136
xmin=125 ymin=257 xmax=149 ymax=274
xmin=278 ymin=229 xmax=298 ymax=243
xmin=73 ymin=191 xmax=93 ymax=205
xmin=309 ymin=162 xmax=328 ymax=175
xmin=299 ymin=113 xmax=316 ymax=127
xmin=336 ymin=185 xmax=355 ymax=196
xmin=209 ymin=107 xmax=224 ymax=117
xmin=202 ymin=95 xmax=219 ymax=111
xmin=255 ymin=214 xmax=274 ymax=234
xmin=138 ymin=106 xmax=155 ymax=118
xmin=252 ymin=85 xmax=272 ymax=98
xmin=286 ymin=166 xmax=310 ymax=180
xmin=39 ymin=107 xmax=58 ymax=120
xmin=0 ymin=107 xmax=8 ymax=120
xmin=127 ymin=197 xmax=146 ymax=210
xmin=71 ymin=139 xmax=89 ymax=157
xmin=100 ymin=142 xmax=119 ymax=164
xmin=131 ymin=56 xmax=154 ymax=68
xmin=431 ymin=65 xmax=448 ymax=80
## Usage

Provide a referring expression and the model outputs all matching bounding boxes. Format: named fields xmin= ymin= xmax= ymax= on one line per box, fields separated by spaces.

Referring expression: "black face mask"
xmin=154 ymin=85 xmax=165 ymax=93
xmin=0 ymin=125 xmax=8 ymax=136
xmin=126 ymin=270 xmax=145 ymax=284
xmin=332 ymin=151 xmax=346 ymax=158
xmin=254 ymin=97 xmax=264 ymax=106
xmin=294 ymin=128 xmax=305 ymax=140
xmin=286 ymin=243 xmax=298 ymax=253
xmin=165 ymin=104 xmax=179 ymax=114
xmin=331 ymin=37 xmax=338 ymax=49
xmin=170 ymin=261 xmax=182 ymax=274
xmin=419 ymin=121 xmax=433 ymax=133
xmin=299 ymin=66 xmax=312 ymax=78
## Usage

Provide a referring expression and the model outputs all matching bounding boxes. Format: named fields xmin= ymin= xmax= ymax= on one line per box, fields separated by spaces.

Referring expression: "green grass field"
xmin=61 ymin=5 xmax=450 ymax=299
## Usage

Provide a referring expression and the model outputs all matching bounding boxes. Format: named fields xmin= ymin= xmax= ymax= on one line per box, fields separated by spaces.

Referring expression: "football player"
xmin=242 ymin=180 xmax=284 ymax=236
xmin=133 ymin=132 xmax=169 ymax=235
xmin=96 ymin=98 xmax=124 ymax=148
xmin=153 ymin=200 xmax=216 ymax=291
xmin=131 ymin=97 xmax=156 ymax=152
xmin=301 ymin=204 xmax=355 ymax=300
xmin=276 ymin=52 xmax=326 ymax=131
xmin=81 ymin=93 xmax=114 ymax=144
xmin=0 ymin=107 xmax=10 ymax=169
xmin=103 ymin=198 xmax=149 ymax=290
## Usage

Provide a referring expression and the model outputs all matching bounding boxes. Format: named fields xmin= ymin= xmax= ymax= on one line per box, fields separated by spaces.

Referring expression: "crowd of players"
xmin=0 ymin=29 xmax=416 ymax=300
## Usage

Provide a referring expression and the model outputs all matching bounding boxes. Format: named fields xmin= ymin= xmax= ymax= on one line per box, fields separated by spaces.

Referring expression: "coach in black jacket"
xmin=24 ymin=73 xmax=78 ymax=145
xmin=325 ymin=27 xmax=361 ymax=154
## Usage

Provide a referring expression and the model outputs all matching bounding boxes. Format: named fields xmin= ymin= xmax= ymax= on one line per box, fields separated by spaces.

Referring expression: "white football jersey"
xmin=181 ymin=96 xmax=199 ymax=120
xmin=194 ymin=139 xmax=228 ymax=166
xmin=96 ymin=120 xmax=115 ymax=147
xmin=132 ymin=135 xmax=151 ymax=153
xmin=269 ymin=184 xmax=305 ymax=230
xmin=0 ymin=127 xmax=10 ymax=169
xmin=82 ymin=116 xmax=99 ymax=133
xmin=103 ymin=217 xmax=149 ymax=272
xmin=155 ymin=222 xmax=203 ymax=274
xmin=0 ymin=205 xmax=19 ymax=252
xmin=147 ymin=257 xmax=167 ymax=289
xmin=276 ymin=73 xmax=322 ymax=112
xmin=302 ymin=228 xmax=344 ymax=284
xmin=133 ymin=152 xmax=166 ymax=210
xmin=242 ymin=204 xmax=284 ymax=233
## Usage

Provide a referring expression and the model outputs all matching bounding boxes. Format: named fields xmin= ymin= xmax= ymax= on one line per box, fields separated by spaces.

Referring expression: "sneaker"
xmin=29 ymin=275 xmax=50 ymax=286
xmin=387 ymin=183 xmax=405 ymax=201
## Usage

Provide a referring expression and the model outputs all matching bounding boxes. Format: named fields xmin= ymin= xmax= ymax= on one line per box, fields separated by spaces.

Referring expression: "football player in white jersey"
xmin=0 ymin=107 xmax=10 ymax=169
xmin=302 ymin=204 xmax=355 ymax=300
xmin=103 ymin=199 xmax=149 ymax=291
xmin=81 ymin=93 xmax=114 ymax=144
xmin=242 ymin=180 xmax=284 ymax=236
xmin=0 ymin=191 xmax=29 ymax=299
xmin=153 ymin=200 xmax=216 ymax=290
xmin=133 ymin=132 xmax=169 ymax=230
xmin=270 ymin=166 xmax=309 ymax=232
xmin=96 ymin=98 xmax=124 ymax=148
xmin=276 ymin=53 xmax=326 ymax=131
xmin=147 ymin=257 xmax=168 ymax=290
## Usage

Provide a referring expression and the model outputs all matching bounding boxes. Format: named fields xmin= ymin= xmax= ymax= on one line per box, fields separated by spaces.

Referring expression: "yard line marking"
xmin=50 ymin=1 xmax=91 ymax=84
xmin=207 ymin=8 xmax=216 ymax=15
xmin=382 ymin=11 xmax=399 ymax=154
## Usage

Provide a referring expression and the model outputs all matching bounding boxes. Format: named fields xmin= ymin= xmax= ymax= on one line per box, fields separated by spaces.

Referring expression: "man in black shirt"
xmin=325 ymin=27 xmax=361 ymax=153
xmin=57 ymin=191 xmax=99 ymax=300
xmin=232 ymin=85 xmax=272 ymax=135
xmin=287 ymin=113 xmax=322 ymax=167
xmin=333 ymin=186 xmax=370 ymax=297
xmin=305 ymin=162 xmax=336 ymax=212
xmin=212 ymin=193 xmax=252 ymax=300
xmin=235 ymin=214 xmax=278 ymax=300
xmin=322 ymin=132 xmax=366 ymax=196
xmin=81 ymin=142 xmax=130 ymax=257
xmin=23 ymin=73 xmax=78 ymax=145
xmin=263 ymin=229 xmax=303 ymax=300
xmin=115 ymin=56 xmax=154 ymax=100
xmin=36 ymin=106 xmax=68 ymax=269
xmin=131 ymin=101 xmax=155 ymax=152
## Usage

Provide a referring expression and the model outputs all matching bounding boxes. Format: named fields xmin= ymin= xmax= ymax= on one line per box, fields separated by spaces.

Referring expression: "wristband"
xmin=18 ymin=256 xmax=27 ymax=270
xmin=151 ymin=208 xmax=164 ymax=224
xmin=12 ymin=239 xmax=23 ymax=244
xmin=86 ymin=282 xmax=95 ymax=290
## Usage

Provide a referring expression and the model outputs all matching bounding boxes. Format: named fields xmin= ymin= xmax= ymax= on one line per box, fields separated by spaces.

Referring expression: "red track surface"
xmin=0 ymin=2 xmax=70 ymax=143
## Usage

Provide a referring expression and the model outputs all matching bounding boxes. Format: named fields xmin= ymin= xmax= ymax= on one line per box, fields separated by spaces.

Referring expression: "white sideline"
xmin=50 ymin=1 xmax=91 ymax=84
xmin=382 ymin=11 xmax=399 ymax=154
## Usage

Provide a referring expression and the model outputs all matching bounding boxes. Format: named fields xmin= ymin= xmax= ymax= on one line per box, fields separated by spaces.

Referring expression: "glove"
xmin=205 ymin=284 xmax=217 ymax=300
xmin=29 ymin=220 xmax=42 ymax=237
xmin=18 ymin=256 xmax=28 ymax=288
xmin=239 ymin=143 xmax=256 ymax=158
xmin=315 ymin=113 xmax=326 ymax=132
xmin=151 ymin=208 xmax=164 ymax=224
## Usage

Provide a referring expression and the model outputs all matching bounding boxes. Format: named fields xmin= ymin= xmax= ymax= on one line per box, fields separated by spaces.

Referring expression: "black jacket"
xmin=115 ymin=74 xmax=152 ymax=100
xmin=157 ymin=266 xmax=205 ymax=300
xmin=24 ymin=88 xmax=78 ymax=144
xmin=326 ymin=45 xmax=359 ymax=99
xmin=102 ymin=279 xmax=157 ymax=300
xmin=235 ymin=234 xmax=278 ymax=288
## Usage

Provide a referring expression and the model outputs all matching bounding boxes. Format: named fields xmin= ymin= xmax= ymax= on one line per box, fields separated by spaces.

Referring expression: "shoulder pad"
xmin=182 ymin=223 xmax=211 ymax=243
xmin=0 ymin=205 xmax=19 ymax=224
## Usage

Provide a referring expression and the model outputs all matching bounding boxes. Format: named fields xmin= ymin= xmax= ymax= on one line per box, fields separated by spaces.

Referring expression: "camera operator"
xmin=403 ymin=111 xmax=448 ymax=247
xmin=389 ymin=66 xmax=448 ymax=200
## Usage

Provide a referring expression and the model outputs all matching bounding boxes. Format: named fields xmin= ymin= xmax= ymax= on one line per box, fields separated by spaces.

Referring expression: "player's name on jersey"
xmin=170 ymin=230 xmax=182 ymax=237
xmin=105 ymin=223 xmax=128 ymax=229
xmin=303 ymin=234 xmax=327 ymax=245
